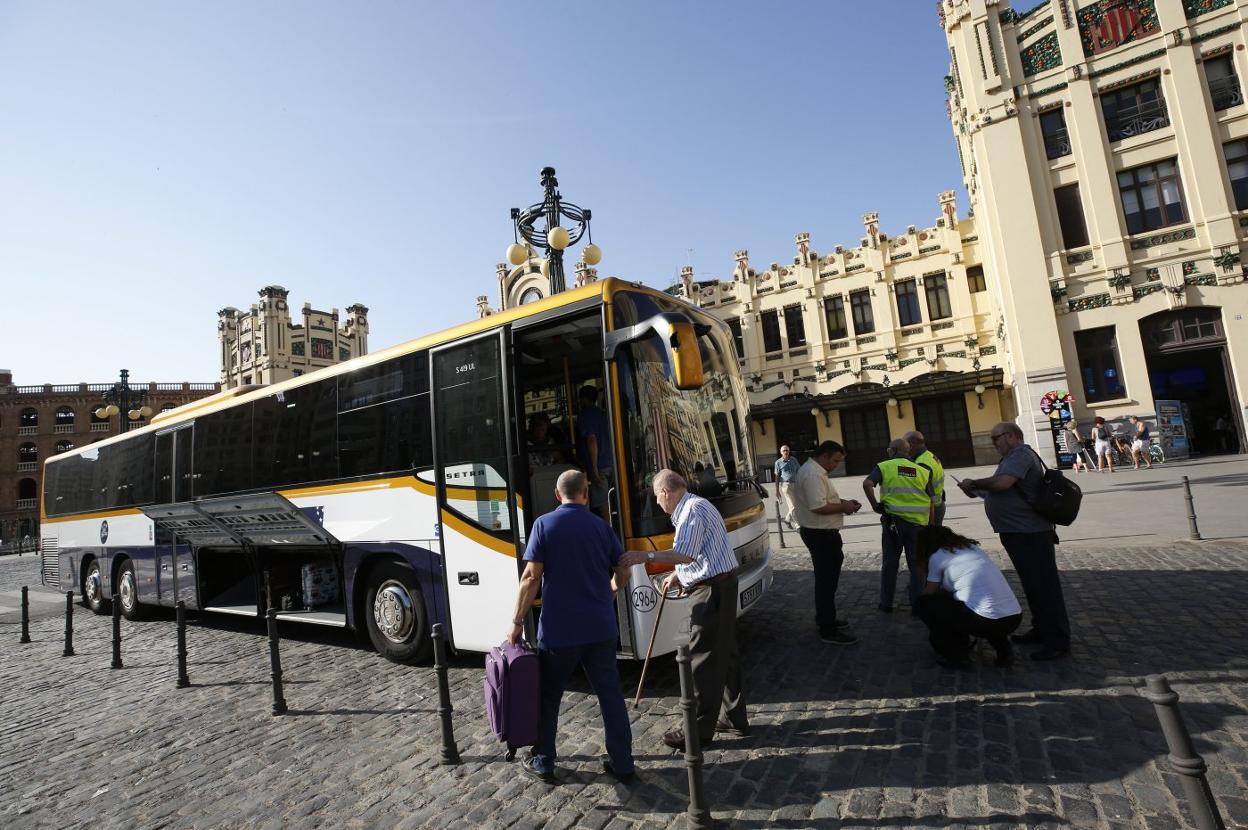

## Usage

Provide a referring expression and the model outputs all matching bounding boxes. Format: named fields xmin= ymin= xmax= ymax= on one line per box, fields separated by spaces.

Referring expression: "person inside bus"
xmin=526 ymin=413 xmax=563 ymax=468
xmin=576 ymin=384 xmax=614 ymax=522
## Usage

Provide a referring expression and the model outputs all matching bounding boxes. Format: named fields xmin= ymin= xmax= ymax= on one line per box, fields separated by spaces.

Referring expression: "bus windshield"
xmin=613 ymin=291 xmax=758 ymax=537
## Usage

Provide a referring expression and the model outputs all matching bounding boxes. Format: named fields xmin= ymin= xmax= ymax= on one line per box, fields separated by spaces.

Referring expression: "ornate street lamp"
xmin=94 ymin=369 xmax=152 ymax=434
xmin=507 ymin=166 xmax=600 ymax=296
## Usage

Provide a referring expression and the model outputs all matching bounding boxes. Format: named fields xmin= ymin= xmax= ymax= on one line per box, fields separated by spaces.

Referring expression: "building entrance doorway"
xmin=913 ymin=394 xmax=976 ymax=468
xmin=839 ymin=404 xmax=890 ymax=475
xmin=773 ymin=412 xmax=819 ymax=460
xmin=1140 ymin=307 xmax=1242 ymax=455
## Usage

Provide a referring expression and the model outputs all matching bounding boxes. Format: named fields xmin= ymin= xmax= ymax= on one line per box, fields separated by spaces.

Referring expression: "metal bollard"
xmin=431 ymin=623 xmax=461 ymax=765
xmin=62 ymin=591 xmax=75 ymax=657
xmin=775 ymin=499 xmax=786 ymax=549
xmin=675 ymin=643 xmax=713 ymax=830
xmin=110 ymin=598 xmax=123 ymax=669
xmin=1140 ymin=675 xmax=1226 ymax=830
xmin=20 ymin=586 xmax=31 ymax=644
xmin=266 ymin=608 xmax=287 ymax=715
xmin=176 ymin=601 xmax=190 ymax=688
xmin=1182 ymin=476 xmax=1203 ymax=541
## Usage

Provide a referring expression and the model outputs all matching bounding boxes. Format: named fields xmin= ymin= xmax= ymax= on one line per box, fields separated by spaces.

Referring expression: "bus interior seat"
xmin=529 ymin=463 xmax=578 ymax=518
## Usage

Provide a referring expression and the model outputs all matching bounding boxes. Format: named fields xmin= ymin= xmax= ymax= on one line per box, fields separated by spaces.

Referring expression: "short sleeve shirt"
xmin=523 ymin=503 xmax=623 ymax=648
xmin=576 ymin=404 xmax=614 ymax=471
xmin=793 ymin=458 xmax=842 ymax=530
xmin=926 ymin=545 xmax=1021 ymax=620
xmin=983 ymin=444 xmax=1053 ymax=534
xmin=773 ymin=456 xmax=800 ymax=483
xmin=672 ymin=492 xmax=738 ymax=586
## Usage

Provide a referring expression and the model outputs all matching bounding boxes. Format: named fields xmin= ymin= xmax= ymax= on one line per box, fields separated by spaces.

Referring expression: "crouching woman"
xmin=915 ymin=525 xmax=1023 ymax=669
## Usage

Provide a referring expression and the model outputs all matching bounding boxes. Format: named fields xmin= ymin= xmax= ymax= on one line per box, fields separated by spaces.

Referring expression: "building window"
xmin=1206 ymin=54 xmax=1243 ymax=112
xmin=726 ymin=317 xmax=745 ymax=359
xmin=1054 ymin=184 xmax=1090 ymax=249
xmin=160 ymin=403 xmax=177 ymax=413
xmin=18 ymin=443 xmax=38 ymax=463
xmin=924 ymin=274 xmax=953 ymax=321
xmin=760 ymin=309 xmax=782 ymax=353
xmin=1117 ymin=158 xmax=1187 ymax=235
xmin=966 ymin=265 xmax=987 ymax=293
xmin=1075 ymin=326 xmax=1127 ymax=402
xmin=823 ymin=296 xmax=848 ymax=340
xmin=1101 ymin=78 xmax=1168 ymax=141
xmin=850 ymin=291 xmax=874 ymax=335
xmin=783 ymin=305 xmax=806 ymax=348
xmin=1040 ymin=108 xmax=1071 ymax=159
xmin=54 ymin=407 xmax=75 ymax=427
xmin=895 ymin=280 xmax=922 ymax=327
xmin=55 ymin=440 xmax=75 ymax=454
xmin=20 ymin=408 xmax=38 ymax=428
xmin=1224 ymin=139 xmax=1248 ymax=210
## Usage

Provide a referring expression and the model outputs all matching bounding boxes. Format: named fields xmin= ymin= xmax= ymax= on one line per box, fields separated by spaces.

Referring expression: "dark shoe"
xmin=1029 ymin=646 xmax=1070 ymax=661
xmin=663 ymin=728 xmax=712 ymax=750
xmin=819 ymin=628 xmax=858 ymax=645
xmin=521 ymin=754 xmax=556 ymax=784
xmin=877 ymin=604 xmax=894 ymax=613
xmin=600 ymin=755 xmax=638 ymax=785
xmin=715 ymin=719 xmax=752 ymax=738
xmin=1010 ymin=629 xmax=1044 ymax=645
xmin=834 ymin=617 xmax=850 ymax=629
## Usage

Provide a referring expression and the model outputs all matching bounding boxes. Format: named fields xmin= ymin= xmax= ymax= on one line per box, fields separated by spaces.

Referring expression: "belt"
xmin=690 ymin=570 xmax=736 ymax=590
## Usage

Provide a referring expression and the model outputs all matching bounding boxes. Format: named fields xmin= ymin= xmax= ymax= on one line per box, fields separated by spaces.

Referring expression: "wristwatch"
xmin=646 ymin=552 xmax=656 ymax=562
xmin=512 ymin=618 xmax=524 ymax=626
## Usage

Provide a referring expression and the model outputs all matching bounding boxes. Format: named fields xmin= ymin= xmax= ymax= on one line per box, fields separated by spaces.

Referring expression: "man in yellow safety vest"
xmin=905 ymin=430 xmax=946 ymax=526
xmin=862 ymin=438 xmax=935 ymax=614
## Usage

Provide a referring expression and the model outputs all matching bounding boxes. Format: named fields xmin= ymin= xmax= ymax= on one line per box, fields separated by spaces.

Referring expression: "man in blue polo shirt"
xmin=507 ymin=469 xmax=635 ymax=784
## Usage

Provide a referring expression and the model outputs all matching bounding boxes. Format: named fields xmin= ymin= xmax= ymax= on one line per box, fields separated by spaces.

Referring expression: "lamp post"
xmin=94 ymin=369 xmax=152 ymax=434
xmin=507 ymin=167 xmax=600 ymax=297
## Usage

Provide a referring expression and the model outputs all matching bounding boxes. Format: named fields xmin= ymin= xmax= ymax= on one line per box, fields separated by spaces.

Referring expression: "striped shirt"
xmin=672 ymin=491 xmax=739 ymax=587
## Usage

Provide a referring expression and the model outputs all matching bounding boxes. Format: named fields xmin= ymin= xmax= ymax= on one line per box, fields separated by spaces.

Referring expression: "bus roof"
xmin=45 ymin=277 xmax=701 ymax=466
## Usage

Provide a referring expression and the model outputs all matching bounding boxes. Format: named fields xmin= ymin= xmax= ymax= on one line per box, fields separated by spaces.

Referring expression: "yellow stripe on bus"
xmin=440 ymin=509 xmax=516 ymax=557
xmin=42 ymin=507 xmax=146 ymax=525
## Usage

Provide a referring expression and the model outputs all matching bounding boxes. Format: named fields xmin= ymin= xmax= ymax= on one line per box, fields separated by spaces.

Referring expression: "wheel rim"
xmin=372 ymin=579 xmax=415 ymax=644
xmin=119 ymin=570 xmax=137 ymax=612
xmin=84 ymin=564 xmax=102 ymax=606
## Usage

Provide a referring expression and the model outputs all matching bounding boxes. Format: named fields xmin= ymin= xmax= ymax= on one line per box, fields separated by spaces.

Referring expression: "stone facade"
xmin=0 ymin=370 xmax=219 ymax=546
xmin=942 ymin=0 xmax=1248 ymax=457
xmin=218 ymin=286 xmax=369 ymax=389
xmin=483 ymin=253 xmax=603 ymax=315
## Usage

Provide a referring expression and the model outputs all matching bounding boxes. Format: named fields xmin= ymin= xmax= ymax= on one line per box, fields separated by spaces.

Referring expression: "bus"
xmin=39 ymin=278 xmax=773 ymax=662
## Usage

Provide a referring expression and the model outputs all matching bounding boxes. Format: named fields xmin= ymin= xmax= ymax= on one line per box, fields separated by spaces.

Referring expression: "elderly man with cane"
xmin=621 ymin=469 xmax=749 ymax=749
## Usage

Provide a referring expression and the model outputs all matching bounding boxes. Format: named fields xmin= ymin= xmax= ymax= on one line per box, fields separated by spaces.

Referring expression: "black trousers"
xmin=916 ymin=592 xmax=1021 ymax=659
xmin=797 ymin=527 xmax=844 ymax=632
xmin=687 ymin=574 xmax=747 ymax=741
xmin=1000 ymin=531 xmax=1071 ymax=650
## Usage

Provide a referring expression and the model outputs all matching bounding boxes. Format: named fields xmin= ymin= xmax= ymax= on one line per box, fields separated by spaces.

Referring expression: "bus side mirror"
xmin=668 ymin=320 xmax=704 ymax=390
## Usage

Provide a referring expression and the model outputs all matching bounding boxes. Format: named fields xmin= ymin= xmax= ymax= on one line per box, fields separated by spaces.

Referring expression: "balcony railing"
xmin=16 ymin=462 xmax=37 ymax=472
xmin=1106 ymin=99 xmax=1169 ymax=141
xmin=1044 ymin=127 xmax=1072 ymax=160
xmin=1210 ymin=75 xmax=1243 ymax=112
xmin=17 ymin=426 xmax=37 ymax=436
xmin=16 ymin=498 xmax=37 ymax=510
xmin=53 ymin=424 xmax=74 ymax=434
xmin=90 ymin=422 xmax=110 ymax=432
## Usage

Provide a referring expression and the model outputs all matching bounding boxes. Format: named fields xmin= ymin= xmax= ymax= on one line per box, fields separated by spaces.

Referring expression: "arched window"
xmin=160 ymin=402 xmax=177 ymax=413
xmin=55 ymin=440 xmax=75 ymax=453
xmin=20 ymin=408 xmax=38 ymax=428
xmin=18 ymin=478 xmax=38 ymax=500
xmin=55 ymin=406 xmax=76 ymax=426
xmin=18 ymin=443 xmax=38 ymax=463
xmin=90 ymin=408 xmax=108 ymax=424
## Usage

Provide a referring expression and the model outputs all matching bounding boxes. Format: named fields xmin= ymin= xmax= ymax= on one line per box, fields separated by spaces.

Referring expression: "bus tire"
xmin=364 ymin=561 xmax=431 ymax=664
xmin=116 ymin=559 xmax=148 ymax=621
xmin=83 ymin=558 xmax=110 ymax=615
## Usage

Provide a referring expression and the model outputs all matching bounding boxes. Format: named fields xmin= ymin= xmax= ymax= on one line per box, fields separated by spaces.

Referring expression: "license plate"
xmin=740 ymin=581 xmax=762 ymax=609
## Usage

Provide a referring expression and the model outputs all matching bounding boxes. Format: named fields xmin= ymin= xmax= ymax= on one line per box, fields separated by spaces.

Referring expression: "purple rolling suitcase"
xmin=484 ymin=641 xmax=540 ymax=760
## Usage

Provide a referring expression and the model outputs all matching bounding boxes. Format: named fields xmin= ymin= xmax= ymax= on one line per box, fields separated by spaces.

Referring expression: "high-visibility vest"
xmin=914 ymin=449 xmax=945 ymax=502
xmin=877 ymin=458 xmax=932 ymax=526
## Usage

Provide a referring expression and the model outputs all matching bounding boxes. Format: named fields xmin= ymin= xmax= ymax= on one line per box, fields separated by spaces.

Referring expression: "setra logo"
xmin=100 ymin=520 xmax=109 ymax=544
xmin=631 ymin=585 xmax=659 ymax=613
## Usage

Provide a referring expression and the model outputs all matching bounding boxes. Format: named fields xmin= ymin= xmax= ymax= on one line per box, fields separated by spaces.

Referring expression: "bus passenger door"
xmin=431 ymin=331 xmax=520 ymax=653
xmin=155 ymin=425 xmax=195 ymax=606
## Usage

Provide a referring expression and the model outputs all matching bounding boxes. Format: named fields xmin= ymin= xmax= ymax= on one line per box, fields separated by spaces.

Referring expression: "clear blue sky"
xmin=1 ymin=1 xmax=965 ymax=384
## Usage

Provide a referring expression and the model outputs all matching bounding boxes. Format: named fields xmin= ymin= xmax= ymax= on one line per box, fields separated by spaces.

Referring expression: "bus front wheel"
xmin=117 ymin=560 xmax=147 ymax=621
xmin=364 ymin=561 xmax=431 ymax=664
xmin=83 ymin=559 xmax=110 ymax=615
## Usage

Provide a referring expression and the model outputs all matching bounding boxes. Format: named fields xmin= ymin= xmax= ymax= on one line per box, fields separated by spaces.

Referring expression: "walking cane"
xmin=633 ymin=587 xmax=670 ymax=708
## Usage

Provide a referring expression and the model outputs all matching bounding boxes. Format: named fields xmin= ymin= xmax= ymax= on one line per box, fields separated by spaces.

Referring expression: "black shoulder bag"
xmin=1021 ymin=446 xmax=1082 ymax=526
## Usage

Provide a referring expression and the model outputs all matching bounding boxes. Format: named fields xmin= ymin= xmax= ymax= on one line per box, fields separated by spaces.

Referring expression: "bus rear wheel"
xmin=117 ymin=560 xmax=147 ymax=621
xmin=83 ymin=559 xmax=110 ymax=615
xmin=364 ymin=561 xmax=431 ymax=664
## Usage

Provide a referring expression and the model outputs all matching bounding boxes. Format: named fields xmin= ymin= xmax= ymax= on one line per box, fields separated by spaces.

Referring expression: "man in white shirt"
xmin=792 ymin=441 xmax=862 ymax=645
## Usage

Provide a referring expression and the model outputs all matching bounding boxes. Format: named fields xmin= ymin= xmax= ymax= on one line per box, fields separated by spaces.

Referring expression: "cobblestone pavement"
xmin=1 ymin=537 xmax=1247 ymax=830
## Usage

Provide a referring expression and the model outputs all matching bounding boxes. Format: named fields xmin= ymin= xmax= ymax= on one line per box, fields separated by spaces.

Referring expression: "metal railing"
xmin=1209 ymin=75 xmax=1243 ymax=112
xmin=1044 ymin=126 xmax=1072 ymax=159
xmin=1106 ymin=99 xmax=1169 ymax=141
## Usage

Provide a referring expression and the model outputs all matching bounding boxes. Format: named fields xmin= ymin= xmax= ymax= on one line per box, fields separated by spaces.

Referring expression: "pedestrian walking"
xmin=1128 ymin=415 xmax=1154 ymax=470
xmin=1065 ymin=420 xmax=1092 ymax=473
xmin=956 ymin=422 xmax=1071 ymax=661
xmin=915 ymin=524 xmax=1022 ymax=669
xmin=773 ymin=445 xmax=801 ymax=529
xmin=862 ymin=438 xmax=934 ymax=614
xmin=1091 ymin=416 xmax=1114 ymax=472
xmin=507 ymin=469 xmax=636 ymax=784
xmin=791 ymin=440 xmax=862 ymax=645
xmin=905 ymin=430 xmax=946 ymax=525
xmin=622 ymin=469 xmax=748 ymax=749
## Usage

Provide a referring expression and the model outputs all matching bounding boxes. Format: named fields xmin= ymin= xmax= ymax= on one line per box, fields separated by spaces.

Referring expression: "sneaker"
xmin=521 ymin=754 xmax=556 ymax=784
xmin=662 ymin=727 xmax=712 ymax=750
xmin=715 ymin=719 xmax=752 ymax=738
xmin=819 ymin=628 xmax=858 ymax=645
xmin=600 ymin=755 xmax=638 ymax=785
